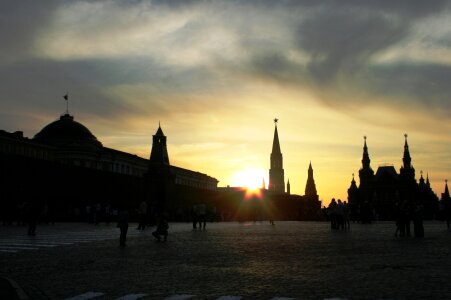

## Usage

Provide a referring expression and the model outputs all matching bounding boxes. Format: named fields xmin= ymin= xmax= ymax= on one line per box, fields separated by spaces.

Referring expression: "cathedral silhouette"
xmin=348 ymin=135 xmax=439 ymax=222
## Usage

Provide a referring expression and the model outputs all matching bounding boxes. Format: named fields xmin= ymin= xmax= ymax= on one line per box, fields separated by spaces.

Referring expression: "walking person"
xmin=136 ymin=200 xmax=148 ymax=230
xmin=152 ymin=214 xmax=169 ymax=242
xmin=191 ymin=205 xmax=198 ymax=230
xmin=198 ymin=203 xmax=207 ymax=230
xmin=328 ymin=199 xmax=338 ymax=230
xmin=117 ymin=206 xmax=129 ymax=247
xmin=413 ymin=202 xmax=424 ymax=238
xmin=343 ymin=201 xmax=351 ymax=229
xmin=26 ymin=201 xmax=39 ymax=236
xmin=394 ymin=202 xmax=402 ymax=237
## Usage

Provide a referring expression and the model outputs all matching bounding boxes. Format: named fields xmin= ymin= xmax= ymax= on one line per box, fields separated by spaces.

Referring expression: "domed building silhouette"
xmin=34 ymin=113 xmax=102 ymax=148
xmin=0 ymin=109 xmax=217 ymax=222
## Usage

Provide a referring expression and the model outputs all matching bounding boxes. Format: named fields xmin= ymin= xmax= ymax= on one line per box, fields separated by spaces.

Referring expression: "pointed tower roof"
xmin=149 ymin=122 xmax=170 ymax=165
xmin=155 ymin=122 xmax=165 ymax=136
xmin=426 ymin=173 xmax=431 ymax=188
xmin=419 ymin=170 xmax=426 ymax=187
xmin=403 ymin=134 xmax=412 ymax=168
xmin=361 ymin=136 xmax=371 ymax=170
xmin=349 ymin=173 xmax=358 ymax=191
xmin=305 ymin=161 xmax=318 ymax=196
xmin=269 ymin=118 xmax=285 ymax=193
xmin=445 ymin=179 xmax=450 ymax=198
xmin=272 ymin=118 xmax=281 ymax=154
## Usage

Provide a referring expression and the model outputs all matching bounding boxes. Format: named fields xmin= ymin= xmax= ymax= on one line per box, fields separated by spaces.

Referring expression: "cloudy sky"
xmin=1 ymin=0 xmax=451 ymax=203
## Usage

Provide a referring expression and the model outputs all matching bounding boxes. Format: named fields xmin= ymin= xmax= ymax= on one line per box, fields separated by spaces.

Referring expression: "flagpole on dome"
xmin=63 ymin=92 xmax=69 ymax=115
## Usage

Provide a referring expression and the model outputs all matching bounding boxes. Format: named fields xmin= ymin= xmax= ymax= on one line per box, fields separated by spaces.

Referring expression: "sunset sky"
xmin=1 ymin=1 xmax=451 ymax=204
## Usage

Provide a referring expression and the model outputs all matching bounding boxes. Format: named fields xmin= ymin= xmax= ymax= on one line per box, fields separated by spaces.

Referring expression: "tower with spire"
xmin=358 ymin=136 xmax=375 ymax=201
xmin=399 ymin=134 xmax=415 ymax=182
xmin=305 ymin=162 xmax=318 ymax=197
xmin=398 ymin=134 xmax=418 ymax=215
xmin=351 ymin=134 xmax=439 ymax=222
xmin=419 ymin=171 xmax=439 ymax=219
xmin=149 ymin=123 xmax=170 ymax=165
xmin=442 ymin=179 xmax=450 ymax=200
xmin=268 ymin=118 xmax=285 ymax=193
xmin=359 ymin=136 xmax=375 ymax=187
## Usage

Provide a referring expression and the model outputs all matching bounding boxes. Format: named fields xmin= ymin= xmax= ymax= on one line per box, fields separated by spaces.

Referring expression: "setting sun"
xmin=230 ymin=168 xmax=267 ymax=190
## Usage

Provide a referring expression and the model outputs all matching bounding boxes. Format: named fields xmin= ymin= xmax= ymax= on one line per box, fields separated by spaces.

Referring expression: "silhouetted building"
xmin=269 ymin=119 xmax=285 ymax=193
xmin=348 ymin=135 xmax=438 ymax=221
xmin=267 ymin=119 xmax=321 ymax=220
xmin=145 ymin=124 xmax=218 ymax=217
xmin=0 ymin=112 xmax=217 ymax=222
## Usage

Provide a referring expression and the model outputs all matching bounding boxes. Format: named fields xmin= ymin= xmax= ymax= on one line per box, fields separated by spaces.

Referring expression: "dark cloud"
xmin=1 ymin=0 xmax=450 ymax=129
xmin=229 ymin=0 xmax=451 ymax=115
xmin=0 ymin=58 xmax=135 ymax=129
xmin=366 ymin=63 xmax=451 ymax=111
xmin=298 ymin=9 xmax=407 ymax=82
xmin=0 ymin=0 xmax=59 ymax=63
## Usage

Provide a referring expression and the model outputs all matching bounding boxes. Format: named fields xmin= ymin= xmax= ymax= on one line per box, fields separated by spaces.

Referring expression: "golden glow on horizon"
xmin=244 ymin=188 xmax=263 ymax=200
xmin=230 ymin=168 xmax=266 ymax=190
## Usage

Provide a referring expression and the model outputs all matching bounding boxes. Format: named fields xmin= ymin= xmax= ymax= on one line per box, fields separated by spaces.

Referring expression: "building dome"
xmin=34 ymin=114 xmax=102 ymax=149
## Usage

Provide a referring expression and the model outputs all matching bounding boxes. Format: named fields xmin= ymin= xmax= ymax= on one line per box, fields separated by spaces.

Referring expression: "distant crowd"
xmin=324 ymin=196 xmax=451 ymax=238
xmin=2 ymin=196 xmax=451 ymax=246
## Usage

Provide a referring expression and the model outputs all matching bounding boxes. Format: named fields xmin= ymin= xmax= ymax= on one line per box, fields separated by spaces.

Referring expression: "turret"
xmin=149 ymin=123 xmax=170 ymax=165
xmin=305 ymin=161 xmax=318 ymax=196
xmin=359 ymin=136 xmax=374 ymax=188
xmin=362 ymin=136 xmax=371 ymax=170
xmin=402 ymin=134 xmax=412 ymax=169
xmin=399 ymin=133 xmax=415 ymax=182
xmin=444 ymin=179 xmax=450 ymax=199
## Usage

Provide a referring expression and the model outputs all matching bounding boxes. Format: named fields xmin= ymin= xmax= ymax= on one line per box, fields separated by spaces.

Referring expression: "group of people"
xmin=116 ymin=204 xmax=169 ymax=247
xmin=326 ymin=199 xmax=351 ymax=230
xmin=394 ymin=201 xmax=424 ymax=238
xmin=191 ymin=204 xmax=207 ymax=230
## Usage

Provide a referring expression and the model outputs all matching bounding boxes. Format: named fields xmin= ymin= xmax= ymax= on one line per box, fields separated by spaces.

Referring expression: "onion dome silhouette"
xmin=34 ymin=113 xmax=102 ymax=150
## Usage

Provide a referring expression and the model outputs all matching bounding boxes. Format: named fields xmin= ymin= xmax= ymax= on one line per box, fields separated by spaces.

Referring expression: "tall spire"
xmin=362 ymin=136 xmax=371 ymax=169
xmin=358 ymin=136 xmax=374 ymax=190
xmin=271 ymin=118 xmax=281 ymax=154
xmin=269 ymin=118 xmax=285 ymax=193
xmin=403 ymin=133 xmax=412 ymax=168
xmin=445 ymin=179 xmax=450 ymax=199
xmin=287 ymin=179 xmax=291 ymax=195
xmin=426 ymin=173 xmax=431 ymax=188
xmin=305 ymin=161 xmax=318 ymax=196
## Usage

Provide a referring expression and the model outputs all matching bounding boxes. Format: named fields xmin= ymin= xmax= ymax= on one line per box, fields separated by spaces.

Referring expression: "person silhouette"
xmin=117 ymin=206 xmax=129 ymax=247
xmin=136 ymin=200 xmax=148 ymax=230
xmin=26 ymin=201 xmax=39 ymax=236
xmin=152 ymin=214 xmax=169 ymax=242
xmin=198 ymin=204 xmax=206 ymax=230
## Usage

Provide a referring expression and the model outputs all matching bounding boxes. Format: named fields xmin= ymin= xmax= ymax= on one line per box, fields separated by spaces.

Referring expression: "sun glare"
xmin=230 ymin=168 xmax=266 ymax=190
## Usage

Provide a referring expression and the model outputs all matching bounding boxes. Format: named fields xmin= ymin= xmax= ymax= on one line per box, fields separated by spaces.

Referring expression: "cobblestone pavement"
xmin=1 ymin=221 xmax=450 ymax=299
